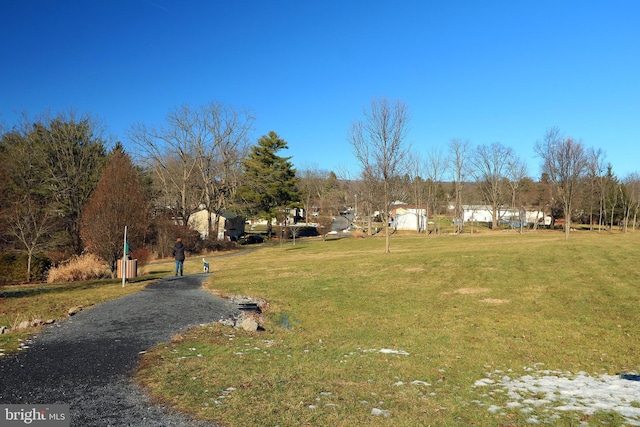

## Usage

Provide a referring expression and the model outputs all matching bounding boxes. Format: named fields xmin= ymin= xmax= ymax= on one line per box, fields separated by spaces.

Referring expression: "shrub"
xmin=203 ymin=239 xmax=238 ymax=252
xmin=47 ymin=253 xmax=109 ymax=283
xmin=351 ymin=229 xmax=365 ymax=239
xmin=130 ymin=247 xmax=151 ymax=266
xmin=290 ymin=226 xmax=319 ymax=238
xmin=0 ymin=252 xmax=51 ymax=284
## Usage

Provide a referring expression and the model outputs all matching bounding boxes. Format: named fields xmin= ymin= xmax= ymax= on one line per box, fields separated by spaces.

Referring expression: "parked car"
xmin=239 ymin=234 xmax=264 ymax=245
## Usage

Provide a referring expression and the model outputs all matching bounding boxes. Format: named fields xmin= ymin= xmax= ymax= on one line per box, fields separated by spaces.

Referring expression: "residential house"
xmin=188 ymin=209 xmax=245 ymax=240
xmin=389 ymin=203 xmax=428 ymax=231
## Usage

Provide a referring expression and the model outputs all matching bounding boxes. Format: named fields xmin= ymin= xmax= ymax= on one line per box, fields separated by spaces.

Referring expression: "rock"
xmin=16 ymin=320 xmax=31 ymax=331
xmin=218 ymin=318 xmax=235 ymax=328
xmin=228 ymin=295 xmax=267 ymax=310
xmin=68 ymin=306 xmax=83 ymax=316
xmin=45 ymin=319 xmax=55 ymax=325
xmin=31 ymin=319 xmax=42 ymax=327
xmin=0 ymin=326 xmax=6 ymax=334
xmin=237 ymin=316 xmax=259 ymax=332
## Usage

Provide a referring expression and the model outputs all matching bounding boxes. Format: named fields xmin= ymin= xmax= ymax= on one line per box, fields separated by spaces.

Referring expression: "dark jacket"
xmin=172 ymin=242 xmax=186 ymax=261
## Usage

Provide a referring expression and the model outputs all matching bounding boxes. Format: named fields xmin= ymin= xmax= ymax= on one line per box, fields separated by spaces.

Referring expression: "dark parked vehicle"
xmin=239 ymin=234 xmax=264 ymax=245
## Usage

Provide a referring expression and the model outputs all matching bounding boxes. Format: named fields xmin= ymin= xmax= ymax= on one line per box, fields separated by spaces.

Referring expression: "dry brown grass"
xmin=445 ymin=287 xmax=491 ymax=295
xmin=136 ymin=232 xmax=640 ymax=426
xmin=351 ymin=229 xmax=365 ymax=238
xmin=480 ymin=298 xmax=510 ymax=304
xmin=47 ymin=253 xmax=110 ymax=283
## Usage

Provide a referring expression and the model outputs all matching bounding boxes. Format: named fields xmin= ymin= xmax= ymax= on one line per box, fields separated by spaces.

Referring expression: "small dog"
xmin=203 ymin=258 xmax=210 ymax=273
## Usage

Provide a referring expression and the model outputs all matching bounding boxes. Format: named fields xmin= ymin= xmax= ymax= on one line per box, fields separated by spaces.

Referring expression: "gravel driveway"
xmin=0 ymin=274 xmax=239 ymax=426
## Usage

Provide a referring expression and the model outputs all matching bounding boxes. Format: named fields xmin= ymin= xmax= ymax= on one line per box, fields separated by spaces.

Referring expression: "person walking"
xmin=172 ymin=237 xmax=186 ymax=276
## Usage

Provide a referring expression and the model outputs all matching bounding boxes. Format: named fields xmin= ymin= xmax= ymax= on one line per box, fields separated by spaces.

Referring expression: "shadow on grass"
xmin=0 ymin=274 xmax=163 ymax=299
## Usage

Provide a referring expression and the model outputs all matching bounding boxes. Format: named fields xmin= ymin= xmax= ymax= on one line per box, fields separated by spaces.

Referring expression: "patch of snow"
xmin=378 ymin=348 xmax=409 ymax=356
xmin=474 ymin=378 xmax=495 ymax=386
xmin=476 ymin=369 xmax=640 ymax=425
xmin=371 ymin=408 xmax=390 ymax=417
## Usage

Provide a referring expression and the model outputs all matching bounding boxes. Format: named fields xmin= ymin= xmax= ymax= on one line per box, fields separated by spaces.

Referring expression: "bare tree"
xmin=505 ymin=154 xmax=529 ymax=233
xmin=535 ymin=127 xmax=589 ymax=240
xmin=297 ymin=167 xmax=327 ymax=223
xmin=352 ymin=165 xmax=381 ymax=235
xmin=349 ymin=97 xmax=410 ymax=252
xmin=129 ymin=105 xmax=204 ymax=230
xmin=470 ymin=142 xmax=514 ymax=229
xmin=407 ymin=151 xmax=426 ymax=233
xmin=193 ymin=103 xmax=254 ymax=239
xmin=624 ymin=173 xmax=640 ymax=232
xmin=425 ymin=147 xmax=446 ymax=235
xmin=7 ymin=196 xmax=54 ymax=281
xmin=448 ymin=138 xmax=470 ymax=234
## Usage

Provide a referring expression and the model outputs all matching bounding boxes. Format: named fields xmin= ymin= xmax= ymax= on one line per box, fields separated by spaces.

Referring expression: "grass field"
xmin=136 ymin=231 xmax=640 ymax=426
xmin=0 ymin=279 xmax=150 ymax=354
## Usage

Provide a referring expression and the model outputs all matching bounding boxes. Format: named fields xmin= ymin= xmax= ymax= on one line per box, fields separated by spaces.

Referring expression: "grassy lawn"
xmin=0 ymin=278 xmax=149 ymax=354
xmin=137 ymin=231 xmax=640 ymax=426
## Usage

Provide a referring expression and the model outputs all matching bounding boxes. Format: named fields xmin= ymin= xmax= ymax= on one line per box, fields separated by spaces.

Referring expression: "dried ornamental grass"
xmin=47 ymin=254 xmax=110 ymax=283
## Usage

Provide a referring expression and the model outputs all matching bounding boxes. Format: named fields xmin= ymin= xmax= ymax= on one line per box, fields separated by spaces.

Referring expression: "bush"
xmin=47 ymin=254 xmax=109 ymax=283
xmin=351 ymin=229 xmax=365 ymax=239
xmin=292 ymin=226 xmax=319 ymax=237
xmin=175 ymin=229 xmax=203 ymax=254
xmin=130 ymin=247 xmax=151 ymax=266
xmin=0 ymin=252 xmax=51 ymax=284
xmin=203 ymin=239 xmax=238 ymax=252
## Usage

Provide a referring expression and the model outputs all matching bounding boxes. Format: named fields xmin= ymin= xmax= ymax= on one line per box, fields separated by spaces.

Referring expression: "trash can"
xmin=117 ymin=259 xmax=137 ymax=279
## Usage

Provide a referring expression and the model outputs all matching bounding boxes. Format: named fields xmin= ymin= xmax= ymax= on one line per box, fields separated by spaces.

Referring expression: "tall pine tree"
xmin=237 ymin=131 xmax=298 ymax=232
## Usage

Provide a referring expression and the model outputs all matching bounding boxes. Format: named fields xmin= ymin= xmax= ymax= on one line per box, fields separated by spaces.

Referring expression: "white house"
xmin=389 ymin=204 xmax=428 ymax=231
xmin=461 ymin=205 xmax=550 ymax=227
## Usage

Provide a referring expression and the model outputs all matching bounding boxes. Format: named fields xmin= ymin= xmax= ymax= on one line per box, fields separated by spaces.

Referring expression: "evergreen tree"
xmin=237 ymin=131 xmax=298 ymax=232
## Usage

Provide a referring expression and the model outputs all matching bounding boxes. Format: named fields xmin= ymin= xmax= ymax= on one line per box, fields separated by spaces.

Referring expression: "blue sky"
xmin=2 ymin=1 xmax=638 ymax=180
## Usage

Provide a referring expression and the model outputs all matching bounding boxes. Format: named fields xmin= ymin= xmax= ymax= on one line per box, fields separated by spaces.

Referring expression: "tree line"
xmin=0 ymin=106 xmax=298 ymax=281
xmin=1 ymin=99 xmax=639 ymax=280
xmin=343 ymin=97 xmax=640 ymax=250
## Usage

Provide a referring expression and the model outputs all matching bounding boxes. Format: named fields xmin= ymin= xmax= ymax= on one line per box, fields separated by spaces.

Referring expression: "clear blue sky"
xmin=2 ymin=1 xmax=638 ymax=180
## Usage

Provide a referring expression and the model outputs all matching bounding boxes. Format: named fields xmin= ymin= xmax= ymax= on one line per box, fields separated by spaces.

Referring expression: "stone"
xmin=16 ymin=320 xmax=31 ymax=331
xmin=68 ymin=306 xmax=83 ymax=316
xmin=31 ymin=319 xmax=42 ymax=327
xmin=0 ymin=326 xmax=6 ymax=334
xmin=218 ymin=319 xmax=235 ymax=328
xmin=237 ymin=316 xmax=259 ymax=332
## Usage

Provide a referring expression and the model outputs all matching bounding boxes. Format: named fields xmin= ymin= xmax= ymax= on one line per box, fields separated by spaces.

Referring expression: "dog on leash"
xmin=203 ymin=258 xmax=210 ymax=273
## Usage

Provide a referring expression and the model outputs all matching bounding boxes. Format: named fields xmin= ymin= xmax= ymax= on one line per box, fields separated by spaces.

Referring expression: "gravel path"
xmin=0 ymin=274 xmax=240 ymax=426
